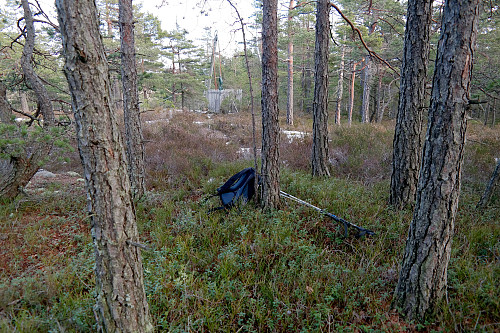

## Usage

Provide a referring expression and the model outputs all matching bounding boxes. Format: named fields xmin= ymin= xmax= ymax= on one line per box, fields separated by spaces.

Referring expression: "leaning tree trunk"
xmin=261 ymin=0 xmax=280 ymax=210
xmin=0 ymin=0 xmax=54 ymax=199
xmin=393 ymin=0 xmax=480 ymax=321
xmin=56 ymin=0 xmax=153 ymax=331
xmin=311 ymin=0 xmax=331 ymax=177
xmin=390 ymin=0 xmax=434 ymax=210
xmin=119 ymin=0 xmax=146 ymax=199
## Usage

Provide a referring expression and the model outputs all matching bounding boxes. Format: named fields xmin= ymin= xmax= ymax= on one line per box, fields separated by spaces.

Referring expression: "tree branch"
xmin=329 ymin=2 xmax=399 ymax=75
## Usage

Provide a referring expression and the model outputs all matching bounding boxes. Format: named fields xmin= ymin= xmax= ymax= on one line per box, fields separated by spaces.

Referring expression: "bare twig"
xmin=126 ymin=240 xmax=152 ymax=251
xmin=226 ymin=0 xmax=259 ymax=196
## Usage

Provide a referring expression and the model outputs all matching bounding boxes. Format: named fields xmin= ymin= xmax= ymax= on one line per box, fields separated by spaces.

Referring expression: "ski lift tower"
xmin=205 ymin=32 xmax=242 ymax=113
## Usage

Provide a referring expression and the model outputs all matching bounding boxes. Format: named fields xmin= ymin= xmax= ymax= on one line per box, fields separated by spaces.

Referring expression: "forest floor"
xmin=0 ymin=109 xmax=499 ymax=332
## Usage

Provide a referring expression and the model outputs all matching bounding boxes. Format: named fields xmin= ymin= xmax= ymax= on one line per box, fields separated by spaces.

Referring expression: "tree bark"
xmin=0 ymin=0 xmax=54 ymax=199
xmin=335 ymin=35 xmax=346 ymax=125
xmin=477 ymin=158 xmax=500 ymax=208
xmin=286 ymin=0 xmax=295 ymax=126
xmin=261 ymin=0 xmax=280 ymax=210
xmin=21 ymin=0 xmax=54 ymax=126
xmin=20 ymin=91 xmax=30 ymax=115
xmin=348 ymin=62 xmax=357 ymax=126
xmin=311 ymin=0 xmax=331 ymax=177
xmin=56 ymin=0 xmax=153 ymax=331
xmin=119 ymin=0 xmax=146 ymax=199
xmin=375 ymin=68 xmax=382 ymax=122
xmin=390 ymin=0 xmax=433 ymax=209
xmin=0 ymin=82 xmax=11 ymax=123
xmin=360 ymin=56 xmax=372 ymax=123
xmin=393 ymin=0 xmax=480 ymax=321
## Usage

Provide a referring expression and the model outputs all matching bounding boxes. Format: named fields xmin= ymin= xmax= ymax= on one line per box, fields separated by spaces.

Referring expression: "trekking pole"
xmin=279 ymin=190 xmax=375 ymax=237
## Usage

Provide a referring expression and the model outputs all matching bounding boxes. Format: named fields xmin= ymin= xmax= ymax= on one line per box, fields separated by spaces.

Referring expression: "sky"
xmin=135 ymin=0 xmax=257 ymax=55
xmin=0 ymin=0 xmax=258 ymax=55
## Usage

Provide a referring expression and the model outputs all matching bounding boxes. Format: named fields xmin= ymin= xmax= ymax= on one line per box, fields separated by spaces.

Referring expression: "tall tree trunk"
xmin=261 ymin=0 xmax=280 ymax=210
xmin=390 ymin=0 xmax=434 ymax=209
xmin=348 ymin=62 xmax=357 ymax=126
xmin=360 ymin=56 xmax=372 ymax=123
xmin=119 ymin=0 xmax=146 ymax=199
xmin=311 ymin=0 xmax=331 ymax=177
xmin=335 ymin=36 xmax=346 ymax=125
xmin=56 ymin=0 xmax=153 ymax=331
xmin=375 ymin=69 xmax=383 ymax=122
xmin=393 ymin=0 xmax=480 ymax=321
xmin=286 ymin=0 xmax=294 ymax=125
xmin=105 ymin=0 xmax=113 ymax=37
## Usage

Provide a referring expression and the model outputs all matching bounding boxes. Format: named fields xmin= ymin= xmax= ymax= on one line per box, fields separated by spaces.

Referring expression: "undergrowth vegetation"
xmin=0 ymin=110 xmax=498 ymax=332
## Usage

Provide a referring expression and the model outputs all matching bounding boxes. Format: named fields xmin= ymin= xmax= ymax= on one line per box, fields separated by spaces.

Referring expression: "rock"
xmin=67 ymin=171 xmax=81 ymax=177
xmin=36 ymin=169 xmax=56 ymax=178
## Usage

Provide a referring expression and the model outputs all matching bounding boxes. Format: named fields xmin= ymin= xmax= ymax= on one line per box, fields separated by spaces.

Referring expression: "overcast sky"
xmin=135 ymin=0 xmax=257 ymax=55
xmin=0 ymin=0 xmax=258 ymax=55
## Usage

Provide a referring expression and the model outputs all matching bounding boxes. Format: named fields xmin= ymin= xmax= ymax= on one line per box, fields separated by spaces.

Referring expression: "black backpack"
xmin=209 ymin=167 xmax=258 ymax=211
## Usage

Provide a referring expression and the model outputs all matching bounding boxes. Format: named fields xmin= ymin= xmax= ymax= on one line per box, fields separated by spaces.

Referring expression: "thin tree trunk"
xmin=375 ymin=69 xmax=383 ymax=122
xmin=21 ymin=0 xmax=54 ymax=126
xmin=311 ymin=0 xmax=331 ymax=177
xmin=348 ymin=62 xmax=357 ymax=126
xmin=226 ymin=0 xmax=259 ymax=197
xmin=360 ymin=56 xmax=372 ymax=123
xmin=335 ymin=35 xmax=346 ymax=125
xmin=393 ymin=0 xmax=480 ymax=321
xmin=390 ymin=0 xmax=434 ymax=209
xmin=286 ymin=0 xmax=295 ymax=125
xmin=477 ymin=158 xmax=500 ymax=208
xmin=119 ymin=0 xmax=146 ymax=199
xmin=105 ymin=0 xmax=113 ymax=37
xmin=492 ymin=99 xmax=496 ymax=126
xmin=56 ymin=0 xmax=153 ymax=331
xmin=261 ymin=0 xmax=280 ymax=210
